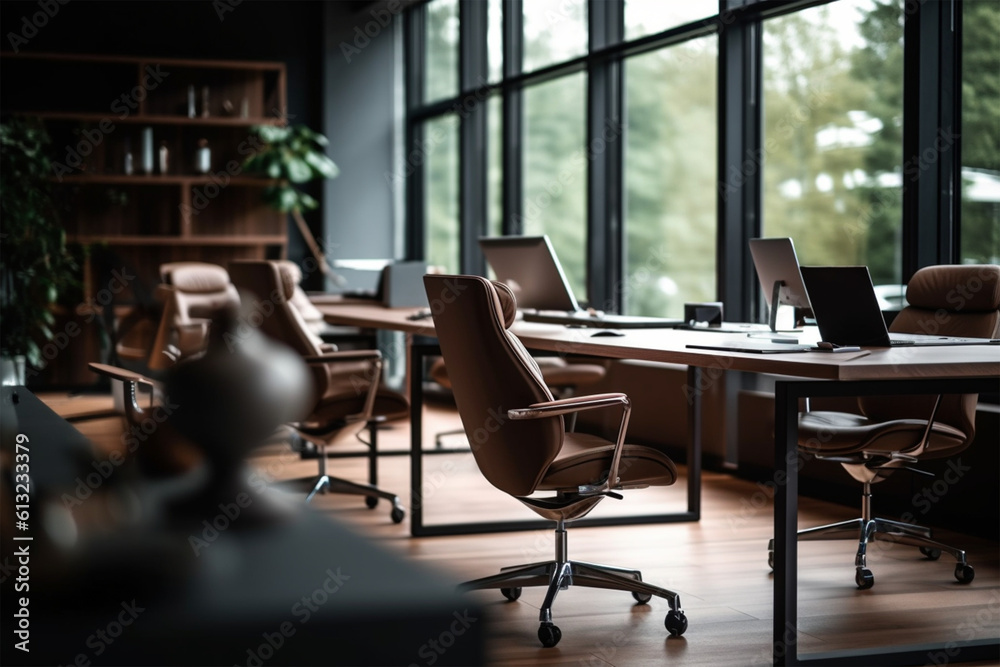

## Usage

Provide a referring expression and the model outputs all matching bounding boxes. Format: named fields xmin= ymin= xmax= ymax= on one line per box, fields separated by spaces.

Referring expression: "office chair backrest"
xmin=147 ymin=262 xmax=240 ymax=370
xmin=228 ymin=260 xmax=330 ymax=388
xmin=274 ymin=259 xmax=326 ymax=325
xmin=425 ymin=275 xmax=562 ymax=497
xmin=861 ymin=264 xmax=1000 ymax=450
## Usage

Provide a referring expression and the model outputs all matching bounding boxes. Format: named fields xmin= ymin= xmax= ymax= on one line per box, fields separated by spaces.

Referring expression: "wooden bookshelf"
xmin=1 ymin=52 xmax=290 ymax=385
xmin=1 ymin=51 xmax=289 ymax=293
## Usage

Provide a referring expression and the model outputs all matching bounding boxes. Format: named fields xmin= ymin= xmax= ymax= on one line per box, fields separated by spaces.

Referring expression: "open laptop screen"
xmin=800 ymin=265 xmax=891 ymax=346
xmin=478 ymin=236 xmax=580 ymax=312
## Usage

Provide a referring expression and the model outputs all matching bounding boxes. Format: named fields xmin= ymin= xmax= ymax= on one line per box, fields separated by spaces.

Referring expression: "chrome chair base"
xmin=459 ymin=521 xmax=687 ymax=647
xmin=286 ymin=436 xmax=405 ymax=524
xmin=768 ymin=514 xmax=974 ymax=588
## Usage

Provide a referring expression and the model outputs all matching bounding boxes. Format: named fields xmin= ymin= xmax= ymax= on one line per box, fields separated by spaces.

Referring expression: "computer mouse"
xmin=590 ymin=329 xmax=625 ymax=337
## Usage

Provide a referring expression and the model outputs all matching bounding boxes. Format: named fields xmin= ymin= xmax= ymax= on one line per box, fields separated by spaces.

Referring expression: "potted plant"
xmin=1 ymin=116 xmax=78 ymax=385
xmin=242 ymin=124 xmax=342 ymax=283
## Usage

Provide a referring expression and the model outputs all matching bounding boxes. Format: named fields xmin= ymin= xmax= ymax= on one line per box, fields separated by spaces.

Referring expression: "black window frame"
xmin=404 ymin=0 xmax=969 ymax=318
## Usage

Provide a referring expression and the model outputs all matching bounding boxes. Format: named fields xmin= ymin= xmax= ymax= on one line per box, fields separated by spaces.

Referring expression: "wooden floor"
xmin=46 ymin=391 xmax=1000 ymax=666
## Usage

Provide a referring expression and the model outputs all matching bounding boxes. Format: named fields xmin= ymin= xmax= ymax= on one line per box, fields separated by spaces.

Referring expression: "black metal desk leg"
xmin=773 ymin=381 xmax=799 ymax=666
xmin=368 ymin=421 xmax=378 ymax=486
xmin=409 ymin=340 xmax=429 ymax=535
xmin=686 ymin=366 xmax=702 ymax=519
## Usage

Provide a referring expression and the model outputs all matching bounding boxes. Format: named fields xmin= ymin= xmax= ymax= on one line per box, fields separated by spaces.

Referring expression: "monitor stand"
xmin=767 ymin=280 xmax=804 ymax=334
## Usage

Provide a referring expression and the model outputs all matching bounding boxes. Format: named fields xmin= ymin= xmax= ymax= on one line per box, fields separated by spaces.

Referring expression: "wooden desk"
xmin=318 ymin=302 xmax=1000 ymax=666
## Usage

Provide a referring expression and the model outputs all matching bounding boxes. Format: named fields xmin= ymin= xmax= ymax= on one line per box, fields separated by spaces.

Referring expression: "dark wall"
xmin=322 ymin=0 xmax=404 ymax=292
xmin=1 ymin=0 xmax=325 ymax=272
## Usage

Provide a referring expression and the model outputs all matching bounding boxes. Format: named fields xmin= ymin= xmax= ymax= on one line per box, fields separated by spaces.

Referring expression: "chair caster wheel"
xmin=500 ymin=587 xmax=521 ymax=602
xmin=665 ymin=609 xmax=687 ymax=637
xmin=920 ymin=546 xmax=941 ymax=560
xmin=955 ymin=564 xmax=975 ymax=583
xmin=767 ymin=551 xmax=774 ymax=571
xmin=855 ymin=568 xmax=874 ymax=589
xmin=538 ymin=623 xmax=561 ymax=648
xmin=632 ymin=591 xmax=652 ymax=604
xmin=365 ymin=496 xmax=378 ymax=509
xmin=390 ymin=505 xmax=405 ymax=524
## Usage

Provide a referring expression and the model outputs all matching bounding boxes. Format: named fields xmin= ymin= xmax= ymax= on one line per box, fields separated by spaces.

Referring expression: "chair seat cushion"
xmin=799 ymin=410 xmax=967 ymax=458
xmin=431 ymin=356 xmax=605 ymax=391
xmin=534 ymin=358 xmax=606 ymax=388
xmin=537 ymin=432 xmax=677 ymax=491
xmin=310 ymin=388 xmax=409 ymax=425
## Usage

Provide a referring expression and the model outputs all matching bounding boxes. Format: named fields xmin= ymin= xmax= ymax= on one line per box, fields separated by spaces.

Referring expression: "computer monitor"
xmin=748 ymin=237 xmax=812 ymax=332
xmin=478 ymin=235 xmax=581 ymax=312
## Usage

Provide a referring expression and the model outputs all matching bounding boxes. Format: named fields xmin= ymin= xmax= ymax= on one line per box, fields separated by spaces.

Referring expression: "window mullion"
xmin=405 ymin=6 xmax=427 ymax=261
xmin=502 ymin=0 xmax=524 ymax=235
xmin=459 ymin=0 xmax=489 ymax=275
xmin=588 ymin=0 xmax=624 ymax=311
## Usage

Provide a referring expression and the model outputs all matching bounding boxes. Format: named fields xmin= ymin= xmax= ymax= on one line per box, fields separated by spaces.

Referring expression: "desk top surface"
xmin=315 ymin=303 xmax=1000 ymax=382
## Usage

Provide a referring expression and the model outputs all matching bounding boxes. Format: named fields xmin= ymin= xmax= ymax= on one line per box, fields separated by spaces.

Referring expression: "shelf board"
xmin=0 ymin=51 xmax=286 ymax=71
xmin=26 ymin=111 xmax=284 ymax=126
xmin=56 ymin=174 xmax=278 ymax=186
xmin=68 ymin=235 xmax=287 ymax=247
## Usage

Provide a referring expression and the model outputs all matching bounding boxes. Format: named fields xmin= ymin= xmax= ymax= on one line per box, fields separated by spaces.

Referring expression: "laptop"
xmin=800 ymin=266 xmax=998 ymax=347
xmin=322 ymin=260 xmax=429 ymax=308
xmin=479 ymin=236 xmax=682 ymax=329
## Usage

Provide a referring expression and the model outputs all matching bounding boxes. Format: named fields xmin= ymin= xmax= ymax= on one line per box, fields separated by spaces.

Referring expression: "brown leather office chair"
xmin=425 ymin=274 xmax=687 ymax=647
xmin=428 ymin=355 xmax=607 ymax=446
xmin=229 ymin=260 xmax=406 ymax=523
xmin=769 ymin=264 xmax=1000 ymax=588
xmin=117 ymin=262 xmax=241 ymax=372
xmin=274 ymin=259 xmax=328 ymax=334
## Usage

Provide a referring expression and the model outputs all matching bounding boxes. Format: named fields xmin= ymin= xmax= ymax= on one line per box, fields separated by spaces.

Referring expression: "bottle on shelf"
xmin=141 ymin=127 xmax=154 ymax=174
xmin=195 ymin=138 xmax=211 ymax=174
xmin=187 ymin=85 xmax=197 ymax=119
xmin=158 ymin=141 xmax=170 ymax=175
xmin=123 ymin=137 xmax=134 ymax=176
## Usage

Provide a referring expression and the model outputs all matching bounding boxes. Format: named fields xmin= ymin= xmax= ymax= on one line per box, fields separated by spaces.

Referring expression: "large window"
xmin=522 ymin=73 xmax=587 ymax=299
xmin=424 ymin=0 xmax=458 ymax=104
xmin=625 ymin=0 xmax=717 ymax=41
xmin=960 ymin=0 xmax=1000 ymax=265
xmin=523 ymin=0 xmax=588 ymax=73
xmin=762 ymin=0 xmax=904 ymax=287
xmin=624 ymin=36 xmax=718 ymax=317
xmin=406 ymin=0 xmax=982 ymax=320
xmin=423 ymin=115 xmax=459 ymax=273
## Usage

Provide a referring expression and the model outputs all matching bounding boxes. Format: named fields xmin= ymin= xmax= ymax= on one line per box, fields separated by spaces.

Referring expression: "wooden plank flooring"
xmin=43 ymin=391 xmax=1000 ymax=666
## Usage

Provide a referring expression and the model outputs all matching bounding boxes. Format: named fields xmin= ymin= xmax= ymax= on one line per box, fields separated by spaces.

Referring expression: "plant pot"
xmin=1 ymin=355 xmax=26 ymax=386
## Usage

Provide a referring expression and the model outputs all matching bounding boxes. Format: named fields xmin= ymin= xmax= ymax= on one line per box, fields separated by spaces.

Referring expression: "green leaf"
xmin=305 ymin=151 xmax=339 ymax=179
xmin=286 ymin=156 xmax=313 ymax=183
xmin=298 ymin=192 xmax=319 ymax=210
xmin=278 ymin=187 xmax=300 ymax=211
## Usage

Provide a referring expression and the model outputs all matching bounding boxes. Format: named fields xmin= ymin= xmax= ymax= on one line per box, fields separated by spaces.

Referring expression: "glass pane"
xmin=625 ymin=0 xmax=718 ymax=41
xmin=488 ymin=0 xmax=504 ymax=82
xmin=762 ymin=0 xmax=904 ymax=288
xmin=424 ymin=115 xmax=460 ymax=273
xmin=522 ymin=73 xmax=587 ymax=301
xmin=425 ymin=0 xmax=459 ymax=104
xmin=523 ymin=0 xmax=588 ymax=73
xmin=488 ymin=95 xmax=503 ymax=236
xmin=960 ymin=0 xmax=1000 ymax=264
xmin=624 ymin=37 xmax=718 ymax=318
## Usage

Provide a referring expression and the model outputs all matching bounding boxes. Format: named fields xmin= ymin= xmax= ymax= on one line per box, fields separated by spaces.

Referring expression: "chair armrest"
xmin=509 ymin=393 xmax=632 ymax=497
xmin=88 ymin=363 xmax=156 ymax=420
xmin=507 ymin=393 xmax=628 ymax=420
xmin=88 ymin=362 xmax=155 ymax=388
xmin=301 ymin=350 xmax=382 ymax=365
